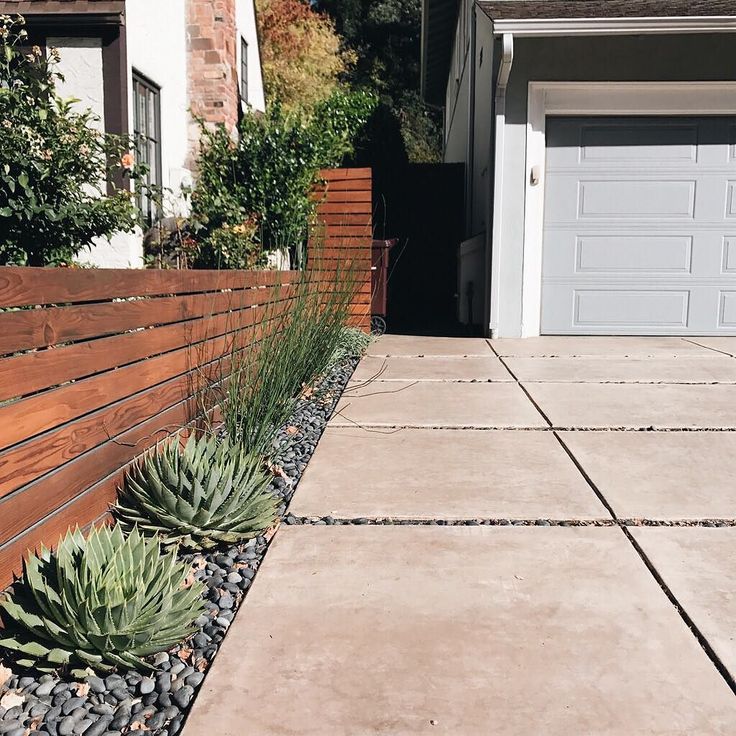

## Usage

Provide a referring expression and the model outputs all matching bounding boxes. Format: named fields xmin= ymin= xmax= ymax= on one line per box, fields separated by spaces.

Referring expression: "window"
xmin=240 ymin=37 xmax=248 ymax=104
xmin=132 ymin=72 xmax=161 ymax=224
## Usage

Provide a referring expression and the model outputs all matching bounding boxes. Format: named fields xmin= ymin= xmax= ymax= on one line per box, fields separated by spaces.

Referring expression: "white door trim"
xmin=521 ymin=81 xmax=736 ymax=337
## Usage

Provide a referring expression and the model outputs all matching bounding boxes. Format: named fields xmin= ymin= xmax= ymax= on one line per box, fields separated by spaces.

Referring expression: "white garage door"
xmin=541 ymin=116 xmax=736 ymax=335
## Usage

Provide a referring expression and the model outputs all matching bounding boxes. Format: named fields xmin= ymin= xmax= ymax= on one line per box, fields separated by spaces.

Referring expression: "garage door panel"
xmin=720 ymin=292 xmax=736 ymax=328
xmin=542 ymin=284 xmax=736 ymax=335
xmin=581 ymin=179 xmax=696 ymax=218
xmin=546 ymin=117 xmax=734 ymax=168
xmin=542 ymin=117 xmax=736 ymax=335
xmin=544 ymin=231 xmax=733 ymax=281
xmin=544 ymin=174 xmax=731 ymax=223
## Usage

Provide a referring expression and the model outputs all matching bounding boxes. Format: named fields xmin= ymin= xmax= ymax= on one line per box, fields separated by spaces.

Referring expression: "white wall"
xmin=49 ymin=37 xmax=141 ymax=268
xmin=236 ymin=0 xmax=266 ymax=112
xmin=50 ymin=37 xmax=105 ymax=127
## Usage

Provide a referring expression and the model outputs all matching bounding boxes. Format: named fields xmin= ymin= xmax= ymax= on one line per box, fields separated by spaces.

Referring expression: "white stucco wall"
xmin=48 ymin=37 xmax=141 ymax=268
xmin=49 ymin=37 xmax=105 ymax=126
xmin=236 ymin=0 xmax=266 ymax=112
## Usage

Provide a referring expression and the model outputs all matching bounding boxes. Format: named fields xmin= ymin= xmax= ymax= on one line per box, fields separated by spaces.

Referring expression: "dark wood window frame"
xmin=132 ymin=70 xmax=162 ymax=224
xmin=240 ymin=36 xmax=249 ymax=105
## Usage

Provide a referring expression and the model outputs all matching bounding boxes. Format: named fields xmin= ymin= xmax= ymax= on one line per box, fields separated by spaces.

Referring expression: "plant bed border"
xmin=0 ymin=357 xmax=359 ymax=736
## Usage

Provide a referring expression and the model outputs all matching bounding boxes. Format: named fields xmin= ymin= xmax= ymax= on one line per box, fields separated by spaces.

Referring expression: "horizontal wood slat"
xmin=319 ymin=168 xmax=371 ymax=181
xmin=0 ymin=167 xmax=372 ymax=587
xmin=0 ymin=268 xmax=285 ymax=309
xmin=0 ymin=283 xmax=295 ymax=356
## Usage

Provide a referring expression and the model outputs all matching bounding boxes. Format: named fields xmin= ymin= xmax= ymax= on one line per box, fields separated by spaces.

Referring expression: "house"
xmin=0 ymin=0 xmax=266 ymax=267
xmin=422 ymin=0 xmax=736 ymax=337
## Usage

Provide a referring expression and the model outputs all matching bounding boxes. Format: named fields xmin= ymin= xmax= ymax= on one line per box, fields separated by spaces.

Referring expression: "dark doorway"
xmin=373 ymin=163 xmax=465 ymax=336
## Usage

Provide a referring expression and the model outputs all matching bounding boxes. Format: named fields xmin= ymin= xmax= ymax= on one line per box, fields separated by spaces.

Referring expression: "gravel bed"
xmin=0 ymin=358 xmax=357 ymax=736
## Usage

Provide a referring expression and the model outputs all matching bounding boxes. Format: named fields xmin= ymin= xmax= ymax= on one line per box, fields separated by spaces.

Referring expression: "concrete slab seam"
xmin=683 ymin=338 xmax=736 ymax=358
xmin=557 ymin=433 xmax=736 ymax=697
xmin=622 ymin=526 xmax=736 ymax=696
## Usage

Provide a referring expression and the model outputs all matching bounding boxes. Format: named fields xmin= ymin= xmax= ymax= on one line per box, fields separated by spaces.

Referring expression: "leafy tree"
xmin=316 ymin=0 xmax=442 ymax=162
xmin=256 ymin=0 xmax=356 ymax=113
xmin=0 ymin=15 xmax=141 ymax=266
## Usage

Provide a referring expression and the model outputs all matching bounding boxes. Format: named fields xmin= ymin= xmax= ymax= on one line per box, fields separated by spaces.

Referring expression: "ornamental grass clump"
xmin=0 ymin=525 xmax=205 ymax=675
xmin=116 ymin=434 xmax=279 ymax=549
xmin=223 ymin=259 xmax=360 ymax=456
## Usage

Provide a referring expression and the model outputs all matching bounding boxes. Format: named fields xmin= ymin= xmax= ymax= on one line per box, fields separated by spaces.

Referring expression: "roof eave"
xmin=491 ymin=15 xmax=736 ymax=36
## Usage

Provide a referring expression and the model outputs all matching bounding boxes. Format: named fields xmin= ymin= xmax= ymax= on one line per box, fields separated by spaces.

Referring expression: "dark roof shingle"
xmin=0 ymin=1 xmax=124 ymax=14
xmin=478 ymin=1 xmax=736 ymax=21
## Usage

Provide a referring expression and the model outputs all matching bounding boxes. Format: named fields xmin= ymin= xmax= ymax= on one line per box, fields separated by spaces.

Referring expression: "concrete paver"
xmin=631 ymin=527 xmax=736 ymax=679
xmin=368 ymin=334 xmax=493 ymax=356
xmin=351 ymin=355 xmax=512 ymax=382
xmin=291 ymin=428 xmax=607 ymax=520
xmin=183 ymin=526 xmax=736 ymax=736
xmin=506 ymin=356 xmax=736 ymax=383
xmin=560 ymin=431 xmax=736 ymax=519
xmin=524 ymin=382 xmax=736 ymax=429
xmin=492 ymin=336 xmax=718 ymax=358
xmin=331 ymin=381 xmax=547 ymax=428
xmin=685 ymin=337 xmax=736 ymax=356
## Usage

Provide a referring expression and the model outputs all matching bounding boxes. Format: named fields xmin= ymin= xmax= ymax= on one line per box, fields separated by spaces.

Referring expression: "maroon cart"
xmin=371 ymin=239 xmax=397 ymax=335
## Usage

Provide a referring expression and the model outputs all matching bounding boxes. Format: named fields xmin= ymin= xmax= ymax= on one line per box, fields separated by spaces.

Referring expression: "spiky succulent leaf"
xmin=116 ymin=434 xmax=279 ymax=549
xmin=0 ymin=525 xmax=205 ymax=673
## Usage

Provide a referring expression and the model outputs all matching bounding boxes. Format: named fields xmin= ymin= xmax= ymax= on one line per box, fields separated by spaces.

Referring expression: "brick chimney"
xmin=186 ymin=0 xmax=240 ymax=166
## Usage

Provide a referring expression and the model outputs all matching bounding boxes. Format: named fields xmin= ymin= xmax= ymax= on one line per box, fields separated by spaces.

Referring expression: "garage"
xmin=541 ymin=116 xmax=736 ymax=335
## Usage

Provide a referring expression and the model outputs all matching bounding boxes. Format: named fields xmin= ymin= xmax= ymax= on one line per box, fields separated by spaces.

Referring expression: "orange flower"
xmin=120 ymin=152 xmax=134 ymax=169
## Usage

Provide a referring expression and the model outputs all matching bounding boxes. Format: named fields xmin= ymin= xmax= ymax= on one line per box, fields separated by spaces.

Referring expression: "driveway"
xmin=185 ymin=335 xmax=736 ymax=735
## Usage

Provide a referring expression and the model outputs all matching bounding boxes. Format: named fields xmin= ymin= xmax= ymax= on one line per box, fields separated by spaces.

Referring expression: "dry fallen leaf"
xmin=268 ymin=463 xmax=287 ymax=479
xmin=195 ymin=658 xmax=208 ymax=672
xmin=182 ymin=571 xmax=197 ymax=589
xmin=0 ymin=664 xmax=12 ymax=689
xmin=129 ymin=721 xmax=149 ymax=731
xmin=177 ymin=647 xmax=192 ymax=662
xmin=0 ymin=691 xmax=24 ymax=710
xmin=285 ymin=425 xmax=299 ymax=435
xmin=74 ymin=682 xmax=90 ymax=697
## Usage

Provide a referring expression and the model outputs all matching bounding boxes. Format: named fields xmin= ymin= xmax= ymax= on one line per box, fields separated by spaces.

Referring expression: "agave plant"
xmin=116 ymin=433 xmax=279 ymax=549
xmin=0 ymin=525 xmax=205 ymax=674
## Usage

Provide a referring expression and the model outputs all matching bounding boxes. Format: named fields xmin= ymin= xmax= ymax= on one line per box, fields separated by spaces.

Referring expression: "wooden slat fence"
xmin=0 ymin=168 xmax=372 ymax=588
xmin=310 ymin=167 xmax=372 ymax=331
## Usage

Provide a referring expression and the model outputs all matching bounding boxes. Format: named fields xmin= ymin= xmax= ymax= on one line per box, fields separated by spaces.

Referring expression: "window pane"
xmin=132 ymin=72 xmax=162 ymax=224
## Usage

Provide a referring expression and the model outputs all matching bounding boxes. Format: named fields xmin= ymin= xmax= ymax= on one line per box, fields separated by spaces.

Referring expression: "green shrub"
xmin=0 ymin=15 xmax=142 ymax=266
xmin=191 ymin=88 xmax=375 ymax=268
xmin=0 ymin=525 xmax=205 ymax=675
xmin=223 ymin=264 xmax=359 ymax=456
xmin=116 ymin=434 xmax=279 ymax=549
